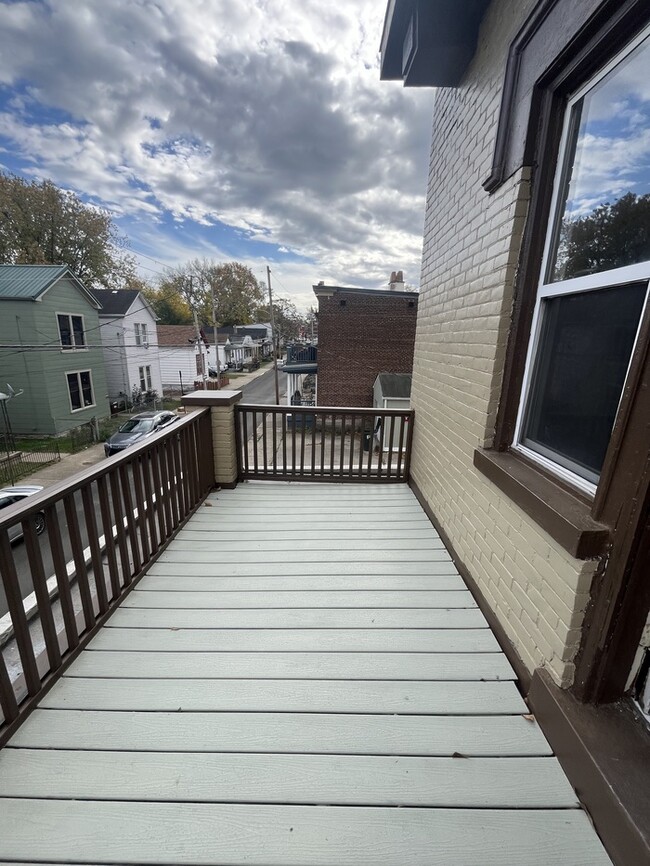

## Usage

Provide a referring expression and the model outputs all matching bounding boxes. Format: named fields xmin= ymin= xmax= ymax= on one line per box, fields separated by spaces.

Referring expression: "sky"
xmin=0 ymin=0 xmax=434 ymax=311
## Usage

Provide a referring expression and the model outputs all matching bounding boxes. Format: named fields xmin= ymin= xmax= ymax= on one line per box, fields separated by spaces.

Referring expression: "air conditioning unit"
xmin=142 ymin=340 xmax=149 ymax=348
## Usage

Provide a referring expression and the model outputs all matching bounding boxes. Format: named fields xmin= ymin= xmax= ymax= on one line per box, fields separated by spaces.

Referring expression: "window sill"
xmin=473 ymin=447 xmax=609 ymax=559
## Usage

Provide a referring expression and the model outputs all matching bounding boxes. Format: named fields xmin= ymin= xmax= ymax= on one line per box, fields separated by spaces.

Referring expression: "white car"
xmin=0 ymin=485 xmax=45 ymax=541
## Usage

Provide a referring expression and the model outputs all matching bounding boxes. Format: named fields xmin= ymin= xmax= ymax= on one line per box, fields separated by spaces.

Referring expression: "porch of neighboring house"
xmin=0 ymin=394 xmax=611 ymax=864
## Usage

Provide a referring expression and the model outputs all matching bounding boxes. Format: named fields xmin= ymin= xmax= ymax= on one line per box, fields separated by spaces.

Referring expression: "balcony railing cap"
xmin=182 ymin=389 xmax=243 ymax=407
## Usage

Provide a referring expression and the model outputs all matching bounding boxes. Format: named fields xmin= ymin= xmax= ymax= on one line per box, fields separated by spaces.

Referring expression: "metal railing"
xmin=236 ymin=404 xmax=413 ymax=483
xmin=0 ymin=441 xmax=61 ymax=486
xmin=0 ymin=407 xmax=213 ymax=742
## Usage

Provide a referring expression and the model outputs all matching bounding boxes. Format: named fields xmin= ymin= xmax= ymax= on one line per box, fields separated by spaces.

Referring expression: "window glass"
xmin=67 ymin=373 xmax=81 ymax=410
xmin=72 ymin=316 xmax=85 ymax=348
xmin=119 ymin=418 xmax=154 ymax=434
xmin=80 ymin=371 xmax=94 ymax=406
xmin=522 ymin=283 xmax=647 ymax=482
xmin=58 ymin=314 xmax=72 ymax=348
xmin=548 ymin=35 xmax=650 ymax=282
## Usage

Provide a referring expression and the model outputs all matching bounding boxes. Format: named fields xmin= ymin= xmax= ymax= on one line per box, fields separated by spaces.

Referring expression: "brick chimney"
xmin=389 ymin=270 xmax=404 ymax=291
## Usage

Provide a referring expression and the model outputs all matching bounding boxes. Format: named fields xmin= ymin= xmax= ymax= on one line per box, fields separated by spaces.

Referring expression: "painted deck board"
xmin=8 ymin=709 xmax=554 ymax=755
xmin=40 ymin=678 xmax=527 ymax=714
xmin=0 ymin=800 xmax=611 ymax=865
xmin=66 ymin=650 xmax=514 ymax=681
xmin=94 ymin=626 xmax=500 ymax=652
xmin=0 ymin=750 xmax=579 ymax=807
xmin=108 ymin=608 xmax=486 ymax=629
xmin=136 ymin=575 xmax=467 ymax=591
xmin=0 ymin=481 xmax=610 ymax=866
xmin=122 ymin=589 xmax=477 ymax=609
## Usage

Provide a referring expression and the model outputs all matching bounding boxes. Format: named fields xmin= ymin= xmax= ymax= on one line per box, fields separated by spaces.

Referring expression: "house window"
xmin=66 ymin=371 xmax=94 ymax=412
xmin=134 ymin=323 xmax=148 ymax=346
xmin=57 ymin=314 xmax=86 ymax=350
xmin=513 ymin=29 xmax=650 ymax=494
xmin=139 ymin=365 xmax=152 ymax=392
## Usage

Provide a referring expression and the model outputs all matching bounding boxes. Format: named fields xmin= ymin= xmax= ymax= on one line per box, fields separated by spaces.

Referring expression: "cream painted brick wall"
xmin=211 ymin=405 xmax=238 ymax=485
xmin=410 ymin=0 xmax=599 ymax=689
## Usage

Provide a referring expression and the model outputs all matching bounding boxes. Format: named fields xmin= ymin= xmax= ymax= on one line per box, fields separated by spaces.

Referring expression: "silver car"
xmin=0 ymin=485 xmax=45 ymax=540
xmin=104 ymin=410 xmax=179 ymax=457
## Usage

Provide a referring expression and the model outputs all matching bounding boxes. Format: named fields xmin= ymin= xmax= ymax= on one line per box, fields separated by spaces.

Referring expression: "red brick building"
xmin=313 ymin=275 xmax=418 ymax=407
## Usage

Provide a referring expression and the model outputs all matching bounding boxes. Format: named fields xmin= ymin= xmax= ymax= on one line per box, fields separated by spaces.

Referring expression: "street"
xmin=237 ymin=365 xmax=287 ymax=405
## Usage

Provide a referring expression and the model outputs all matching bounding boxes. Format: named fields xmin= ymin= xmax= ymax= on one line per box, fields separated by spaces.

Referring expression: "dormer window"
xmin=57 ymin=314 xmax=86 ymax=350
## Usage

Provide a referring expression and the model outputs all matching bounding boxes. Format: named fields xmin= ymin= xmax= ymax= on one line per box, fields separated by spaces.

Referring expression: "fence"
xmin=236 ymin=404 xmax=413 ymax=483
xmin=0 ymin=442 xmax=61 ymax=486
xmin=0 ymin=407 xmax=213 ymax=743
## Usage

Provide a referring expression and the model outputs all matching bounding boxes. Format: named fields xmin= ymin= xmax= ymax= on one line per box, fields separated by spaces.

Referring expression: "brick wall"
xmin=409 ymin=0 xmax=598 ymax=688
xmin=317 ymin=289 xmax=418 ymax=407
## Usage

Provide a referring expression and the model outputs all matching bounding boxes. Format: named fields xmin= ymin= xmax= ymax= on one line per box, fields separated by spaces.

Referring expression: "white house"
xmin=93 ymin=289 xmax=162 ymax=405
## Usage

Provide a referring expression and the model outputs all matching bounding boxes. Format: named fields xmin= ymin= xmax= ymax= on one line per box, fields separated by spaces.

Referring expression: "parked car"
xmin=208 ymin=363 xmax=228 ymax=377
xmin=0 ymin=485 xmax=45 ymax=540
xmin=104 ymin=411 xmax=178 ymax=457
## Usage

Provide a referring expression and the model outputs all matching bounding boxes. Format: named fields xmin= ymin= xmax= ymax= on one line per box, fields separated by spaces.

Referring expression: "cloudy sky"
xmin=0 ymin=0 xmax=433 ymax=310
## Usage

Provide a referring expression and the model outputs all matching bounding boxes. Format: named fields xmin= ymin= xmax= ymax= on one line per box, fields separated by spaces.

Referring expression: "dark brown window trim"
xmin=482 ymin=0 xmax=559 ymax=193
xmin=473 ymin=447 xmax=609 ymax=559
xmin=529 ymin=670 xmax=650 ymax=866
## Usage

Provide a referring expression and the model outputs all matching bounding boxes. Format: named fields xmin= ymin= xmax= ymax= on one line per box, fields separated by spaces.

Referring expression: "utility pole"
xmin=190 ymin=277 xmax=207 ymax=387
xmin=267 ymin=265 xmax=281 ymax=405
xmin=211 ymin=283 xmax=221 ymax=389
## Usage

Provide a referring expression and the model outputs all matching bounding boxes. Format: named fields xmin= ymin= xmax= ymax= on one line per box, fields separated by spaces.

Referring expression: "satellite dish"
xmin=0 ymin=383 xmax=24 ymax=402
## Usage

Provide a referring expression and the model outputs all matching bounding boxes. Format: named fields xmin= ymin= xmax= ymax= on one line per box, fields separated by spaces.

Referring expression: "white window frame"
xmin=56 ymin=312 xmax=87 ymax=351
xmin=65 ymin=369 xmax=96 ymax=413
xmin=512 ymin=27 xmax=650 ymax=497
xmin=134 ymin=322 xmax=149 ymax=347
xmin=139 ymin=365 xmax=152 ymax=392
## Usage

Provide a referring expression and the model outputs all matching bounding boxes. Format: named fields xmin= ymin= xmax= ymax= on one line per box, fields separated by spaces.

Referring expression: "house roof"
xmin=92 ymin=289 xmax=139 ymax=316
xmin=156 ymin=324 xmax=202 ymax=347
xmin=0 ymin=264 xmax=100 ymax=307
xmin=313 ymin=284 xmax=418 ymax=301
xmin=375 ymin=373 xmax=412 ymax=399
xmin=379 ymin=0 xmax=489 ymax=87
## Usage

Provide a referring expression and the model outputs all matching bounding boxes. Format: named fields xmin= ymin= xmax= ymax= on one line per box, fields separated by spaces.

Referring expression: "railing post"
xmin=181 ymin=391 xmax=243 ymax=489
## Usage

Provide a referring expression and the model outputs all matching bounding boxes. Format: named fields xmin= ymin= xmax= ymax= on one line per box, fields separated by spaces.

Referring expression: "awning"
xmin=281 ymin=363 xmax=318 ymax=374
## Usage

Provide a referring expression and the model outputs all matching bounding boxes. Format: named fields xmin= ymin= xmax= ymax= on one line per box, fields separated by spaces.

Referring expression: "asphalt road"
xmin=238 ymin=366 xmax=287 ymax=405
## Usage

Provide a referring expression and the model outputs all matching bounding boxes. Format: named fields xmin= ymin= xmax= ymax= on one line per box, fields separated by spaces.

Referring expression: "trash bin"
xmin=363 ymin=431 xmax=372 ymax=452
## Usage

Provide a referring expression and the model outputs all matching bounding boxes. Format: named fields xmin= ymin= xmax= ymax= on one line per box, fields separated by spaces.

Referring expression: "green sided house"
xmin=0 ymin=264 xmax=109 ymax=436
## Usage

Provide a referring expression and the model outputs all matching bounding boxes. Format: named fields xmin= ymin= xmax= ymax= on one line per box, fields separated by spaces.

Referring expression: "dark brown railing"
xmin=0 ymin=407 xmax=213 ymax=743
xmin=236 ymin=404 xmax=413 ymax=483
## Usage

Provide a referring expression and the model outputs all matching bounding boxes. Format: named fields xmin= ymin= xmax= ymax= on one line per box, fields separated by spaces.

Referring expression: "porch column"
xmin=181 ymin=390 xmax=242 ymax=488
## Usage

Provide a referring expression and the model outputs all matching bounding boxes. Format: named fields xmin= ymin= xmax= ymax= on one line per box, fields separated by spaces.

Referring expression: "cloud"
xmin=0 ymin=0 xmax=432 ymax=305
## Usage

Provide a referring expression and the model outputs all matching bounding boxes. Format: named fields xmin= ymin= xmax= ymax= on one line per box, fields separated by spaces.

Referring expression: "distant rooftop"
xmin=92 ymin=289 xmax=141 ymax=316
xmin=0 ymin=264 xmax=73 ymax=301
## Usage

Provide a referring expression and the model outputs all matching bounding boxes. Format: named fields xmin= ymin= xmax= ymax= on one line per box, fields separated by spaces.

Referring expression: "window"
xmin=134 ymin=323 xmax=148 ymax=346
xmin=57 ymin=314 xmax=86 ymax=350
xmin=139 ymin=365 xmax=152 ymax=392
xmin=514 ymin=30 xmax=650 ymax=494
xmin=66 ymin=371 xmax=94 ymax=411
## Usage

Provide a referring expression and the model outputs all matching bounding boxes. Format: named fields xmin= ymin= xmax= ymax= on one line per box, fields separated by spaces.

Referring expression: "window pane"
xmin=522 ymin=283 xmax=647 ymax=482
xmin=80 ymin=371 xmax=94 ymax=406
xmin=67 ymin=373 xmax=81 ymax=410
xmin=58 ymin=314 xmax=72 ymax=348
xmin=134 ymin=323 xmax=141 ymax=345
xmin=72 ymin=316 xmax=85 ymax=348
xmin=548 ymin=35 xmax=650 ymax=282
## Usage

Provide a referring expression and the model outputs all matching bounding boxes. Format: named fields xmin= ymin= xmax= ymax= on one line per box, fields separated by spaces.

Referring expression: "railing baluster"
xmin=349 ymin=414 xmax=356 ymax=479
xmin=63 ymin=493 xmax=96 ymax=630
xmin=386 ymin=414 xmax=396 ymax=479
xmin=0 ymin=529 xmax=41 ymax=696
xmin=272 ymin=409 xmax=278 ymax=477
xmin=242 ymin=410 xmax=250 ymax=478
xmin=0 ymin=651 xmax=18 ymax=723
xmin=171 ymin=432 xmax=187 ymax=520
xmin=291 ymin=410 xmax=297 ymax=477
xmin=45 ymin=504 xmax=78 ymax=650
xmin=262 ymin=409 xmax=268 ymax=475
xmin=140 ymin=450 xmax=159 ymax=551
xmin=81 ymin=484 xmax=109 ymax=615
xmin=131 ymin=458 xmax=150 ymax=564
xmin=404 ymin=410 xmax=414 ymax=480
xmin=149 ymin=445 xmax=167 ymax=543
xmin=184 ymin=425 xmax=200 ymax=506
xmin=300 ymin=412 xmax=306 ymax=475
xmin=163 ymin=440 xmax=179 ymax=530
xmin=282 ymin=411 xmax=287 ymax=477
xmin=329 ymin=413 xmax=336 ymax=480
xmin=319 ymin=415 xmax=326 ymax=477
xmin=339 ymin=414 xmax=347 ymax=479
xmin=396 ymin=413 xmax=407 ymax=480
xmin=96 ymin=475 xmax=120 ymax=601
xmin=252 ymin=411 xmax=259 ymax=476
xmin=118 ymin=465 xmax=142 ymax=576
xmin=109 ymin=470 xmax=132 ymax=585
xmin=22 ymin=518 xmax=61 ymax=672
xmin=358 ymin=418 xmax=366 ymax=476
xmin=366 ymin=416 xmax=374 ymax=478
xmin=377 ymin=414 xmax=385 ymax=479
xmin=310 ymin=410 xmax=316 ymax=477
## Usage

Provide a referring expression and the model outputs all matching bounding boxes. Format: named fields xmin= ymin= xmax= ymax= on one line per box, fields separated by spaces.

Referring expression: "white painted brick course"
xmin=409 ymin=0 xmax=601 ymax=688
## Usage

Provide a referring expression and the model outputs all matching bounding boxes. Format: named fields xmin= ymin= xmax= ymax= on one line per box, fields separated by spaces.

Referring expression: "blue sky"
xmin=0 ymin=0 xmax=433 ymax=310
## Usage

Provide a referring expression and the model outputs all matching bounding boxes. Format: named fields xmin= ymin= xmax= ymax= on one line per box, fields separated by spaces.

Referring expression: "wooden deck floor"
xmin=0 ymin=483 xmax=611 ymax=864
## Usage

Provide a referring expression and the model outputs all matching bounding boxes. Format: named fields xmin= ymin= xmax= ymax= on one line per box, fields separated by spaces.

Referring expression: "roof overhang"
xmin=281 ymin=363 xmax=318 ymax=375
xmin=380 ymin=0 xmax=489 ymax=87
